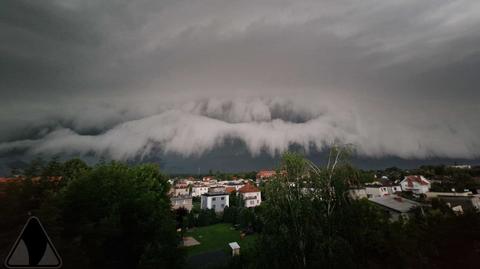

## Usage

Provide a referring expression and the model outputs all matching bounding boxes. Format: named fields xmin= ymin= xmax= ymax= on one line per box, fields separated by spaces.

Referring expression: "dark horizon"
xmin=2 ymin=147 xmax=479 ymax=176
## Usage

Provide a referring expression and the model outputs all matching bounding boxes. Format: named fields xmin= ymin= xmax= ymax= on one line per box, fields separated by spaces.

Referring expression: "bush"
xmin=191 ymin=209 xmax=220 ymax=227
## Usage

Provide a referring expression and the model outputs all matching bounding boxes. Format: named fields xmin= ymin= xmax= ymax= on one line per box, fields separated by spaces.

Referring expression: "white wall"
xmin=201 ymin=194 xmax=229 ymax=212
xmin=192 ymin=186 xmax=209 ymax=197
xmin=401 ymin=182 xmax=430 ymax=194
xmin=388 ymin=186 xmax=402 ymax=194
xmin=400 ymin=176 xmax=431 ymax=194
xmin=174 ymin=188 xmax=189 ymax=196
xmin=242 ymin=192 xmax=262 ymax=207
xmin=365 ymin=187 xmax=389 ymax=198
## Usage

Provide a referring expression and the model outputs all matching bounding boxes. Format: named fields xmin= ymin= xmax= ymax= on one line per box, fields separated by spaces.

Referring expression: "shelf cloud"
xmin=1 ymin=97 xmax=479 ymax=161
xmin=1 ymin=0 xmax=480 ymax=165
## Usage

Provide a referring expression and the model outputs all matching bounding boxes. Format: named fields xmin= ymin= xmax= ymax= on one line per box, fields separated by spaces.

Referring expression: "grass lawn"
xmin=184 ymin=223 xmax=257 ymax=256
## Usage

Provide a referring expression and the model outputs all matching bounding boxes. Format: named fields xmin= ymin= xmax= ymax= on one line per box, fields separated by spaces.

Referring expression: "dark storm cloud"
xmin=1 ymin=0 xmax=480 ymax=162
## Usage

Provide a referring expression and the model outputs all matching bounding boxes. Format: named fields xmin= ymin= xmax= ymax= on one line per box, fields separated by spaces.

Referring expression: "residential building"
xmin=209 ymin=186 xmax=226 ymax=193
xmin=224 ymin=182 xmax=245 ymax=191
xmin=238 ymin=183 xmax=262 ymax=208
xmin=380 ymin=180 xmax=402 ymax=194
xmin=369 ymin=195 xmax=421 ymax=221
xmin=171 ymin=195 xmax=193 ymax=212
xmin=256 ymin=170 xmax=276 ymax=179
xmin=173 ymin=187 xmax=189 ymax=196
xmin=191 ymin=184 xmax=209 ymax=197
xmin=225 ymin=187 xmax=236 ymax=194
xmin=400 ymin=175 xmax=431 ymax=194
xmin=365 ymin=184 xmax=389 ymax=198
xmin=202 ymin=176 xmax=214 ymax=182
xmin=388 ymin=185 xmax=403 ymax=194
xmin=201 ymin=190 xmax=229 ymax=212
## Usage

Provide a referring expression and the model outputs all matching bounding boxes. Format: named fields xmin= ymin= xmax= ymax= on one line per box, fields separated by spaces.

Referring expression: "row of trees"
xmin=231 ymin=150 xmax=480 ymax=269
xmin=1 ymin=159 xmax=183 ymax=269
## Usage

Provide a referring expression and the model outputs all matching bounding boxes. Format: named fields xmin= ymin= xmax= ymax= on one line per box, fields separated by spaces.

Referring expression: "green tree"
xmin=57 ymin=162 xmax=183 ymax=269
xmin=255 ymin=147 xmax=375 ymax=268
xmin=222 ymin=206 xmax=237 ymax=224
xmin=229 ymin=190 xmax=243 ymax=207
xmin=256 ymin=151 xmax=321 ymax=268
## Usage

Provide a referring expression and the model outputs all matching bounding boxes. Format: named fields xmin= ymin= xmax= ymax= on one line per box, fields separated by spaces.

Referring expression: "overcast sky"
xmin=1 ymin=0 xmax=480 ymax=172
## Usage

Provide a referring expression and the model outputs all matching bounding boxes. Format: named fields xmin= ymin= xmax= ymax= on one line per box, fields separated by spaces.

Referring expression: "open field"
xmin=184 ymin=223 xmax=257 ymax=257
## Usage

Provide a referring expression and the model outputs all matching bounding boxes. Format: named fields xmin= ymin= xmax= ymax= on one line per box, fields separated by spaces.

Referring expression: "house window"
xmin=212 ymin=197 xmax=216 ymax=201
xmin=221 ymin=204 xmax=225 ymax=208
xmin=212 ymin=205 xmax=216 ymax=209
xmin=221 ymin=197 xmax=225 ymax=200
xmin=250 ymin=201 xmax=254 ymax=205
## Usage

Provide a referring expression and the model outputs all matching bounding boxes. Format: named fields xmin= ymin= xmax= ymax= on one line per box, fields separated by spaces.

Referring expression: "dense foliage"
xmin=246 ymin=151 xmax=480 ymax=269
xmin=0 ymin=159 xmax=183 ymax=269
xmin=2 ymin=154 xmax=480 ymax=269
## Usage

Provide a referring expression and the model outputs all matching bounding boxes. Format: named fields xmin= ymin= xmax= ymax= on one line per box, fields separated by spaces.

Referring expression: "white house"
xmin=400 ymin=175 xmax=431 ymax=194
xmin=171 ymin=195 xmax=193 ymax=212
xmin=365 ymin=184 xmax=389 ymax=198
xmin=191 ymin=185 xmax=209 ymax=197
xmin=208 ymin=186 xmax=226 ymax=193
xmin=388 ymin=185 xmax=403 ymax=194
xmin=380 ymin=180 xmax=402 ymax=194
xmin=238 ymin=183 xmax=262 ymax=208
xmin=201 ymin=191 xmax=229 ymax=212
xmin=173 ymin=187 xmax=189 ymax=196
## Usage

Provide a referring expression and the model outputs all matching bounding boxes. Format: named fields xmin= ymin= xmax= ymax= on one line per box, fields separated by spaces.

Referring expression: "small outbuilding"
xmin=228 ymin=242 xmax=240 ymax=256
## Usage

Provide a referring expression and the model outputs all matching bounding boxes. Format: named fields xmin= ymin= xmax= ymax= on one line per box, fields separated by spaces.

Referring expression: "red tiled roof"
xmin=256 ymin=170 xmax=276 ymax=179
xmin=0 ymin=177 xmax=18 ymax=183
xmin=405 ymin=175 xmax=429 ymax=186
xmin=238 ymin=183 xmax=260 ymax=193
xmin=225 ymin=187 xmax=236 ymax=194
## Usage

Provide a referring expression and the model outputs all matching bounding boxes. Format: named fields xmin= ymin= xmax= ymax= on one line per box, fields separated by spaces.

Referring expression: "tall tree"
xmin=256 ymin=147 xmax=372 ymax=268
xmin=57 ymin=162 xmax=183 ymax=269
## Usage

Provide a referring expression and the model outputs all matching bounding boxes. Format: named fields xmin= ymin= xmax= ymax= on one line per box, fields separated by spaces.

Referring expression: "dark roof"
xmin=369 ymin=195 xmax=420 ymax=213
